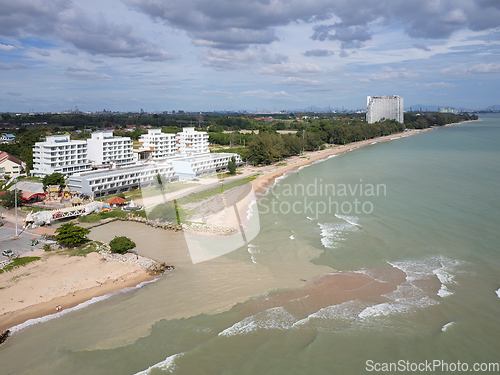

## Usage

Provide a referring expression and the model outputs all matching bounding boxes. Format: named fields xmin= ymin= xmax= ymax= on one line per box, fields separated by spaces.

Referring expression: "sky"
xmin=0 ymin=0 xmax=499 ymax=113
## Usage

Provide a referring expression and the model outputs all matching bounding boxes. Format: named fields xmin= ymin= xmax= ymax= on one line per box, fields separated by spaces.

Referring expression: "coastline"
xmin=0 ymin=121 xmax=471 ymax=337
xmin=0 ymin=251 xmax=155 ymax=333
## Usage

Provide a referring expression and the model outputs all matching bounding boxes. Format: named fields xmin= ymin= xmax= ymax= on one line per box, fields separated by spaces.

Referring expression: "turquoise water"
xmin=1 ymin=116 xmax=500 ymax=374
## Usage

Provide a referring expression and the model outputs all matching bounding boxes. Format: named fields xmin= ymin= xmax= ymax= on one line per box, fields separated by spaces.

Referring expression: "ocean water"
xmin=1 ymin=115 xmax=500 ymax=374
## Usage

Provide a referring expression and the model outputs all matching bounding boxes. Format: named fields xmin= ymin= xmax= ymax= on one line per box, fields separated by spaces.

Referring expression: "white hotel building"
xmin=138 ymin=129 xmax=176 ymax=160
xmin=62 ymin=127 xmax=242 ymax=198
xmin=366 ymin=95 xmax=404 ymax=124
xmin=32 ymin=135 xmax=91 ymax=177
xmin=87 ymin=131 xmax=134 ymax=167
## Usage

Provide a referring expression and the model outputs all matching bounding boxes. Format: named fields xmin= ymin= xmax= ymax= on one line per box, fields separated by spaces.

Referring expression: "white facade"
xmin=366 ymin=95 xmax=404 ymax=124
xmin=87 ymin=131 xmax=134 ymax=167
xmin=138 ymin=129 xmax=176 ymax=160
xmin=67 ymin=162 xmax=178 ymax=198
xmin=32 ymin=135 xmax=91 ymax=177
xmin=171 ymin=153 xmax=242 ymax=179
xmin=176 ymin=127 xmax=209 ymax=156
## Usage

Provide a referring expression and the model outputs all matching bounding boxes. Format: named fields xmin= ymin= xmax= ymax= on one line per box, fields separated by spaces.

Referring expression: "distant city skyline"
xmin=1 ymin=0 xmax=499 ymax=112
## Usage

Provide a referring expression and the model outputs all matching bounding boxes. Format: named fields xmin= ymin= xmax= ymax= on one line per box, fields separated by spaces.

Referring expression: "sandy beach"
xmin=0 ymin=250 xmax=154 ymax=332
xmin=0 ymin=123 xmax=469 ymax=335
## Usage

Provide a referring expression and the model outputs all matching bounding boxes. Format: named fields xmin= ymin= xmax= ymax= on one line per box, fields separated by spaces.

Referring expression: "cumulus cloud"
xmin=201 ymin=48 xmax=288 ymax=70
xmin=257 ymin=63 xmax=322 ymax=76
xmin=7 ymin=91 xmax=22 ymax=96
xmin=123 ymin=0 xmax=500 ymax=54
xmin=240 ymin=90 xmax=292 ymax=99
xmin=0 ymin=0 xmax=174 ymax=61
xmin=273 ymin=77 xmax=321 ymax=85
xmin=441 ymin=63 xmax=500 ymax=75
xmin=201 ymin=90 xmax=233 ymax=95
xmin=32 ymin=47 xmax=51 ymax=56
xmin=360 ymin=67 xmax=419 ymax=82
xmin=302 ymin=49 xmax=334 ymax=57
xmin=0 ymin=44 xmax=20 ymax=51
xmin=0 ymin=62 xmax=30 ymax=70
xmin=65 ymin=67 xmax=112 ymax=81
xmin=413 ymin=43 xmax=431 ymax=52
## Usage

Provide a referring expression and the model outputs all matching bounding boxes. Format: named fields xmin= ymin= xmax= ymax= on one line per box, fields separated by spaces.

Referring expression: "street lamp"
xmin=13 ymin=176 xmax=19 ymax=237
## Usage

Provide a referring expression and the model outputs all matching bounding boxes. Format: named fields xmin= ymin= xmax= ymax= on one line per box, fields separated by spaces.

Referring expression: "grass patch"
xmin=0 ymin=256 xmax=41 ymax=274
xmin=277 ymin=162 xmax=287 ymax=166
xmin=57 ymin=241 xmax=103 ymax=257
xmin=21 ymin=206 xmax=50 ymax=213
xmin=78 ymin=209 xmax=128 ymax=223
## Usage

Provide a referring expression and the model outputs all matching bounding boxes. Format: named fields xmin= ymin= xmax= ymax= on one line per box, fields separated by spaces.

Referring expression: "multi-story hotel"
xmin=138 ymin=129 xmax=176 ymax=160
xmin=366 ymin=95 xmax=404 ymax=124
xmin=67 ymin=161 xmax=178 ymax=199
xmin=86 ymin=131 xmax=134 ymax=167
xmin=34 ymin=127 xmax=242 ymax=197
xmin=32 ymin=135 xmax=91 ymax=177
xmin=176 ymin=127 xmax=209 ymax=156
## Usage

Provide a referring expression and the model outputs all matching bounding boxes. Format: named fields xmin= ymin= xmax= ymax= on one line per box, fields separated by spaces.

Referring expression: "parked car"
xmin=2 ymin=249 xmax=14 ymax=258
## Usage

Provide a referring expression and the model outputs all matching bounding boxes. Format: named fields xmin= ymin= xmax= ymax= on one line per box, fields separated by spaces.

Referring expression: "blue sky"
xmin=0 ymin=0 xmax=499 ymax=112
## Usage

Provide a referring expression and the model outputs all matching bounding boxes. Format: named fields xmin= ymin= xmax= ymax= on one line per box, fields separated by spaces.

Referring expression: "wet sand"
xmin=0 ymin=251 xmax=154 ymax=332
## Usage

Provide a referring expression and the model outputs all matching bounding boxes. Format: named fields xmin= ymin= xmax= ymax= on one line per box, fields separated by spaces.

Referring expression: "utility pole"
xmin=302 ymin=130 xmax=305 ymax=155
xmin=14 ymin=178 xmax=18 ymax=237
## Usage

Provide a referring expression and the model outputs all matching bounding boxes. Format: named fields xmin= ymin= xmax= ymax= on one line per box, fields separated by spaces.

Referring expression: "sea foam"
xmin=134 ymin=353 xmax=183 ymax=375
xmin=10 ymin=279 xmax=158 ymax=334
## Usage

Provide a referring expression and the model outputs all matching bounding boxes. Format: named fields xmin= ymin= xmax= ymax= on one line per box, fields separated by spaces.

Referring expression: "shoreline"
xmin=0 ymin=251 xmax=156 ymax=333
xmin=250 ymin=121 xmax=473 ymax=195
xmin=0 ymin=120 xmax=472 ymax=337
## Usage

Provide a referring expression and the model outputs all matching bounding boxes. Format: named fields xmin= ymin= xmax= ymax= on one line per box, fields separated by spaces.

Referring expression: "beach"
xmin=0 ymin=250 xmax=154 ymax=333
xmin=0 ymin=124 xmax=464 ymax=335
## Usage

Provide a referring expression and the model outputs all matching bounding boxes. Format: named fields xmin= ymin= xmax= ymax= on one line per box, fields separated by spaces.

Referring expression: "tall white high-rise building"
xmin=32 ymin=135 xmax=91 ymax=177
xmin=87 ymin=131 xmax=134 ymax=167
xmin=138 ymin=129 xmax=177 ymax=160
xmin=366 ymin=95 xmax=404 ymax=124
xmin=175 ymin=127 xmax=209 ymax=156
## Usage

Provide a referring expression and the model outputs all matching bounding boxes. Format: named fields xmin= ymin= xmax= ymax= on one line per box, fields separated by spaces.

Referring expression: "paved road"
xmin=0 ymin=227 xmax=43 ymax=261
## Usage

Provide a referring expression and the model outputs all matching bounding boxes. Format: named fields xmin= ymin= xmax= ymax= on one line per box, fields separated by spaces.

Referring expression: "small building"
xmin=0 ymin=151 xmax=24 ymax=178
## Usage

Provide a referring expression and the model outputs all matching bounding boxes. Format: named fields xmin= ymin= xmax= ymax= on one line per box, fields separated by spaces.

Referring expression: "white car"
xmin=2 ymin=249 xmax=14 ymax=258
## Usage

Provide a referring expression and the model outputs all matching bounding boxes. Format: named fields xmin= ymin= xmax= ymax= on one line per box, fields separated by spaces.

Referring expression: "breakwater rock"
xmin=100 ymin=248 xmax=174 ymax=275
xmin=181 ymin=222 xmax=239 ymax=236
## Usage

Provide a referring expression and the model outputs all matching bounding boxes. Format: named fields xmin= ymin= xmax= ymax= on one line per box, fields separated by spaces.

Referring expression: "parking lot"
xmin=0 ymin=227 xmax=43 ymax=260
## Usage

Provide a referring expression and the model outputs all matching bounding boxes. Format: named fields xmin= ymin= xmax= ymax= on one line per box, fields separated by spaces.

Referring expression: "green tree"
xmin=109 ymin=236 xmax=136 ymax=254
xmin=42 ymin=172 xmax=66 ymax=190
xmin=54 ymin=222 xmax=90 ymax=247
xmin=227 ymin=156 xmax=237 ymax=175
xmin=0 ymin=189 xmax=23 ymax=209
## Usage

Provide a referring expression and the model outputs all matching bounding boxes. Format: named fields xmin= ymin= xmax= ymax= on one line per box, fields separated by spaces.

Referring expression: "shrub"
xmin=109 ymin=236 xmax=136 ymax=254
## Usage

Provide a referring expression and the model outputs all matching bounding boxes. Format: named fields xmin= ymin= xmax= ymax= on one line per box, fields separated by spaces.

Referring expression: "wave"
xmin=218 ymin=307 xmax=296 ymax=337
xmin=318 ymin=216 xmax=361 ymax=249
xmin=496 ymin=288 xmax=500 ymax=299
xmin=441 ymin=322 xmax=454 ymax=332
xmin=289 ymin=235 xmax=295 ymax=240
xmin=10 ymin=279 xmax=158 ymax=334
xmin=134 ymin=353 xmax=183 ymax=375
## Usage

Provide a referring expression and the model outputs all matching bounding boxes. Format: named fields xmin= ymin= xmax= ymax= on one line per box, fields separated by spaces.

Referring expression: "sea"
xmin=1 ymin=115 xmax=499 ymax=374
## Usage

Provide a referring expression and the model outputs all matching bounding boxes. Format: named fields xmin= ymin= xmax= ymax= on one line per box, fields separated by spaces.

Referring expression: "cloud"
xmin=32 ymin=47 xmax=51 ymax=56
xmin=0 ymin=62 xmax=30 ymax=70
xmin=360 ymin=67 xmax=419 ymax=82
xmin=61 ymin=48 xmax=79 ymax=55
xmin=124 ymin=0 xmax=500 ymax=54
xmin=257 ymin=63 xmax=322 ymax=76
xmin=201 ymin=90 xmax=233 ymax=95
xmin=302 ymin=49 xmax=334 ymax=57
xmin=240 ymin=90 xmax=292 ymax=99
xmin=0 ymin=43 xmax=21 ymax=51
xmin=65 ymin=67 xmax=112 ymax=81
xmin=468 ymin=62 xmax=500 ymax=73
xmin=201 ymin=48 xmax=288 ymax=70
xmin=0 ymin=0 xmax=175 ymax=61
xmin=311 ymin=23 xmax=372 ymax=50
xmin=413 ymin=43 xmax=431 ymax=52
xmin=7 ymin=91 xmax=22 ymax=96
xmin=441 ymin=63 xmax=500 ymax=75
xmin=273 ymin=77 xmax=321 ymax=85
